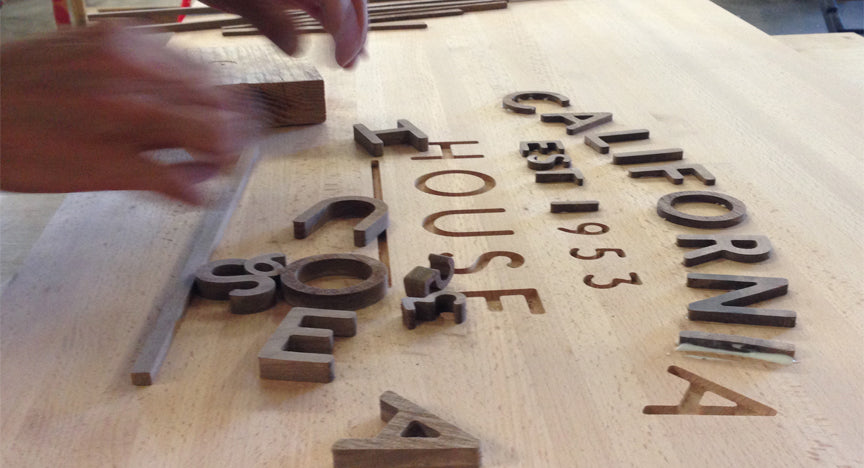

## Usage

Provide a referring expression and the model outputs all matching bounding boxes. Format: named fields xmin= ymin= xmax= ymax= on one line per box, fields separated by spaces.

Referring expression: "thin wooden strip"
xmin=94 ymin=0 xmax=482 ymax=20
xmin=224 ymin=23 xmax=428 ymax=37
xmin=131 ymin=17 xmax=250 ymax=33
xmin=95 ymin=0 xmax=497 ymax=17
xmin=89 ymin=6 xmax=220 ymax=19
xmin=157 ymin=7 xmax=467 ymax=34
xmin=129 ymin=148 xmax=261 ymax=386
xmin=96 ymin=6 xmax=182 ymax=12
xmin=131 ymin=0 xmax=501 ymax=33
xmin=220 ymin=0 xmax=501 ymax=29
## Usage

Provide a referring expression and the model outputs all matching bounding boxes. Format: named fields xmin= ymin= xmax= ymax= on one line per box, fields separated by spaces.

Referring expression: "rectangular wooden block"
xmin=185 ymin=45 xmax=325 ymax=127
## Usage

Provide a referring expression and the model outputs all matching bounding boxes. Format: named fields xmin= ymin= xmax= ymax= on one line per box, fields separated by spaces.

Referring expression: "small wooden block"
xmin=526 ymin=154 xmax=571 ymax=171
xmin=194 ymin=258 xmax=277 ymax=315
xmin=280 ymin=254 xmax=389 ymax=310
xmin=677 ymin=234 xmax=772 ymax=266
xmin=551 ymin=200 xmax=599 ymax=213
xmin=584 ymin=129 xmax=650 ymax=154
xmin=293 ymin=195 xmax=389 ymax=247
xmin=519 ymin=140 xmax=565 ymax=157
xmin=185 ymin=45 xmax=325 ymax=127
xmin=629 ymin=163 xmax=716 ymax=185
xmin=657 ymin=191 xmax=747 ymax=229
xmin=503 ymin=91 xmax=570 ymax=114
xmin=243 ymin=252 xmax=288 ymax=278
xmin=354 ymin=119 xmax=429 ymax=156
xmin=540 ymin=112 xmax=613 ymax=135
xmin=612 ymin=148 xmax=683 ymax=165
xmin=536 ymin=169 xmax=585 ymax=185
xmin=679 ymin=331 xmax=795 ymax=357
xmin=332 ymin=391 xmax=480 ymax=467
xmin=258 ymin=307 xmax=357 ymax=382
xmin=401 ymin=290 xmax=467 ymax=329
xmin=404 ymin=254 xmax=456 ymax=298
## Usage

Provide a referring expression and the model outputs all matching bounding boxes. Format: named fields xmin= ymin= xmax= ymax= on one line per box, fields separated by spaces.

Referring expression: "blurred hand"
xmin=1 ymin=24 xmax=261 ymax=204
xmin=201 ymin=0 xmax=368 ymax=67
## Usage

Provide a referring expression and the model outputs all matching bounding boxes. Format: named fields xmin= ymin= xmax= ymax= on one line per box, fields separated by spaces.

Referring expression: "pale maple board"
xmin=774 ymin=32 xmax=864 ymax=86
xmin=2 ymin=0 xmax=863 ymax=466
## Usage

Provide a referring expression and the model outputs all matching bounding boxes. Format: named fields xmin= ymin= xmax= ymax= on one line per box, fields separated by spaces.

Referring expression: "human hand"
xmin=0 ymin=24 xmax=261 ymax=204
xmin=200 ymin=0 xmax=368 ymax=67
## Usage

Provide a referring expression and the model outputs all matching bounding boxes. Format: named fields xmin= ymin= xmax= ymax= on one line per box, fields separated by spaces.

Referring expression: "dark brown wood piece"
xmin=687 ymin=273 xmax=795 ymax=327
xmin=629 ymin=163 xmax=716 ymax=185
xmin=541 ymin=112 xmax=613 ymax=135
xmin=657 ymin=191 xmax=747 ymax=229
xmin=551 ymin=201 xmax=599 ymax=213
xmin=258 ymin=307 xmax=357 ymax=382
xmin=526 ymin=153 xmax=571 ymax=171
xmin=584 ymin=129 xmax=649 ymax=154
xmin=503 ymin=91 xmax=570 ymax=114
xmin=678 ymin=331 xmax=795 ymax=358
xmin=130 ymin=149 xmax=260 ymax=386
xmin=243 ymin=252 xmax=288 ymax=278
xmin=194 ymin=258 xmax=278 ymax=314
xmin=520 ymin=140 xmax=565 ymax=157
xmin=402 ymin=290 xmax=467 ymax=329
xmin=332 ymin=391 xmax=480 ymax=467
xmin=677 ymin=234 xmax=772 ymax=266
xmin=280 ymin=254 xmax=389 ymax=310
xmin=354 ymin=119 xmax=429 ymax=156
xmin=293 ymin=195 xmax=389 ymax=247
xmin=536 ymin=169 xmax=585 ymax=185
xmin=404 ymin=254 xmax=456 ymax=297
xmin=612 ymin=148 xmax=683 ymax=165
xmin=224 ymin=23 xmax=429 ymax=36
xmin=643 ymin=366 xmax=777 ymax=416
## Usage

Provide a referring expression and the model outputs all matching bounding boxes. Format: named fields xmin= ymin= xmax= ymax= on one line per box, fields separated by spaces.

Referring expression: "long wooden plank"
xmin=775 ymin=32 xmax=864 ymax=85
xmin=129 ymin=147 xmax=260 ymax=385
xmin=129 ymin=0 xmax=503 ymax=33
xmin=91 ymin=0 xmax=499 ymax=19
xmin=223 ymin=22 xmax=428 ymax=37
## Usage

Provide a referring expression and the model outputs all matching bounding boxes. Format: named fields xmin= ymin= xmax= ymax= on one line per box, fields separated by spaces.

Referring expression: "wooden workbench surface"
xmin=2 ymin=0 xmax=863 ymax=466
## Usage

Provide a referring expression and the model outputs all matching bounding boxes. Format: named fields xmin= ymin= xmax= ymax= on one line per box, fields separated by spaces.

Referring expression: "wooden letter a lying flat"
xmin=643 ymin=366 xmax=777 ymax=416
xmin=332 ymin=391 xmax=481 ymax=468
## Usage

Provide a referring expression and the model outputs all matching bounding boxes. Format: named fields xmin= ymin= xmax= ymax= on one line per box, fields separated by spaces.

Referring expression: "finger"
xmin=157 ymin=161 xmax=222 ymax=205
xmin=89 ymin=157 xmax=219 ymax=205
xmin=43 ymin=24 xmax=237 ymax=111
xmin=236 ymin=0 xmax=302 ymax=56
xmin=88 ymin=95 xmax=256 ymax=162
xmin=335 ymin=0 xmax=368 ymax=67
xmin=302 ymin=0 xmax=368 ymax=67
xmin=0 ymin=136 xmax=218 ymax=204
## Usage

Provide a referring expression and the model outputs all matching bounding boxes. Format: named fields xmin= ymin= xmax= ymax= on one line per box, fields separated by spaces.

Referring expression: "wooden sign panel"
xmin=2 ymin=0 xmax=862 ymax=466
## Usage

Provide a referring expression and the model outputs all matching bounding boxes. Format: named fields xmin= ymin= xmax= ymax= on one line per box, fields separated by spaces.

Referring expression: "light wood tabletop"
xmin=2 ymin=0 xmax=863 ymax=466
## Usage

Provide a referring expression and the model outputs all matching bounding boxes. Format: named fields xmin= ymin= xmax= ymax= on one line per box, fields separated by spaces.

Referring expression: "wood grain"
xmin=2 ymin=0 xmax=863 ymax=466
xmin=184 ymin=44 xmax=325 ymax=127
